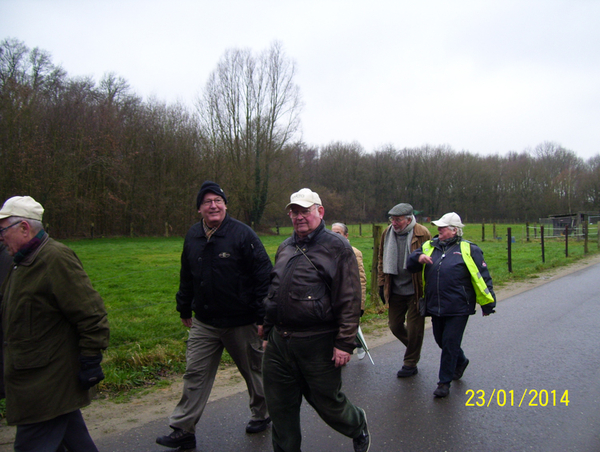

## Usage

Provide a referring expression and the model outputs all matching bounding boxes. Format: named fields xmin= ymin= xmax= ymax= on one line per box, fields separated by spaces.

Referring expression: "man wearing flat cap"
xmin=0 ymin=196 xmax=109 ymax=451
xmin=156 ymin=181 xmax=273 ymax=450
xmin=377 ymin=203 xmax=431 ymax=378
xmin=262 ymin=188 xmax=371 ymax=452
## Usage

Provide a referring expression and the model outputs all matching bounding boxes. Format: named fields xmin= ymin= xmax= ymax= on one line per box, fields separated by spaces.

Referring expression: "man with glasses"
xmin=377 ymin=203 xmax=431 ymax=378
xmin=0 ymin=196 xmax=109 ymax=452
xmin=262 ymin=188 xmax=370 ymax=452
xmin=156 ymin=181 xmax=273 ymax=450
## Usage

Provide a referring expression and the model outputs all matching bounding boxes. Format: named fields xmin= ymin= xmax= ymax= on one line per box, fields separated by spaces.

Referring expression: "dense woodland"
xmin=1 ymin=38 xmax=599 ymax=238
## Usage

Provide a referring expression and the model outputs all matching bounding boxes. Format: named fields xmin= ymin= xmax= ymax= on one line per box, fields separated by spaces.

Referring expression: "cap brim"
xmin=286 ymin=201 xmax=315 ymax=209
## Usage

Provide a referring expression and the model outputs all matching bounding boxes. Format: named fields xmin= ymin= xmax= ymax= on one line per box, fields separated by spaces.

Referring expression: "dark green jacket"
xmin=1 ymin=236 xmax=109 ymax=425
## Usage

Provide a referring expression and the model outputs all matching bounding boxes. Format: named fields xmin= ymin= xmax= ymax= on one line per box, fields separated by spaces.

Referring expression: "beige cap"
xmin=286 ymin=188 xmax=322 ymax=209
xmin=432 ymin=212 xmax=464 ymax=228
xmin=0 ymin=196 xmax=44 ymax=221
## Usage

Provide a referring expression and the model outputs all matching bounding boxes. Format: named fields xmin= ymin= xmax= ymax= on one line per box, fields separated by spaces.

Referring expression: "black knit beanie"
xmin=196 ymin=181 xmax=227 ymax=209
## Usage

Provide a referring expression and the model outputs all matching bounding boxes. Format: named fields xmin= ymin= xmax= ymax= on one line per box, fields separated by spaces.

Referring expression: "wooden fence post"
xmin=584 ymin=214 xmax=588 ymax=254
xmin=565 ymin=225 xmax=569 ymax=257
xmin=541 ymin=225 xmax=545 ymax=263
xmin=507 ymin=227 xmax=512 ymax=273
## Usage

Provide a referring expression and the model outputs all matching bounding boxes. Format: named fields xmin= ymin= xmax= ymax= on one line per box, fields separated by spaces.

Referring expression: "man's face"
xmin=390 ymin=215 xmax=410 ymax=232
xmin=198 ymin=193 xmax=227 ymax=228
xmin=437 ymin=226 xmax=457 ymax=242
xmin=289 ymin=204 xmax=324 ymax=238
xmin=0 ymin=218 xmax=26 ymax=256
xmin=331 ymin=225 xmax=348 ymax=238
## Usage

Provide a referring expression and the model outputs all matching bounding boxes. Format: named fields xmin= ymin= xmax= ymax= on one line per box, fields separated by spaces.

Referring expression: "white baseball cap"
xmin=286 ymin=188 xmax=322 ymax=209
xmin=432 ymin=212 xmax=464 ymax=228
xmin=0 ymin=196 xmax=44 ymax=221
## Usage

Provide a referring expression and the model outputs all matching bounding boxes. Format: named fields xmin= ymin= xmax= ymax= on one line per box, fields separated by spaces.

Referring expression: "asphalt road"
xmin=96 ymin=262 xmax=600 ymax=452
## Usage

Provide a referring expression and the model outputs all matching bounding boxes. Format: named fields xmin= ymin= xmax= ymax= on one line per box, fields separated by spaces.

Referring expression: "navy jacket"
xmin=407 ymin=236 xmax=496 ymax=317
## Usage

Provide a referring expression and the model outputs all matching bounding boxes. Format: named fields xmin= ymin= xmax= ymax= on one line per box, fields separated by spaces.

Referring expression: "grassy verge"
xmin=2 ymin=222 xmax=596 ymax=413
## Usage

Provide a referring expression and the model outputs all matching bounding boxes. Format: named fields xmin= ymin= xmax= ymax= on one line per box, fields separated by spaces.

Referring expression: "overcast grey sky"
xmin=2 ymin=0 xmax=599 ymax=158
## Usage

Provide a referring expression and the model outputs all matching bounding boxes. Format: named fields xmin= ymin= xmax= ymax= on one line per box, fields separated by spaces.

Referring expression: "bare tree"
xmin=198 ymin=42 xmax=302 ymax=226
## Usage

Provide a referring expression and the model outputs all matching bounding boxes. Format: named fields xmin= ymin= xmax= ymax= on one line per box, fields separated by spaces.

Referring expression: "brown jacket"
xmin=264 ymin=221 xmax=361 ymax=353
xmin=377 ymin=223 xmax=431 ymax=303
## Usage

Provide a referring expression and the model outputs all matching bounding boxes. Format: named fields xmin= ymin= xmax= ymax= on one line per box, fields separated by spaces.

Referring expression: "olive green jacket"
xmin=1 ymin=236 xmax=109 ymax=425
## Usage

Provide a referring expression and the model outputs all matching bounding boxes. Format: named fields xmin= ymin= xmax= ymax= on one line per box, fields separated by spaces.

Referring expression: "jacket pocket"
xmin=10 ymin=339 xmax=51 ymax=370
xmin=288 ymin=285 xmax=332 ymax=325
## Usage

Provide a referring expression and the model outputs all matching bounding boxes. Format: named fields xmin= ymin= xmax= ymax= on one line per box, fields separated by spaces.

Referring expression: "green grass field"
xmin=59 ymin=222 xmax=598 ymax=395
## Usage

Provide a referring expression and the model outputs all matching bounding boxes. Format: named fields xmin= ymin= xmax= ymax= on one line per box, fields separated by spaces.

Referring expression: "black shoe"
xmin=353 ymin=409 xmax=370 ymax=452
xmin=433 ymin=383 xmax=450 ymax=398
xmin=245 ymin=417 xmax=271 ymax=433
xmin=396 ymin=365 xmax=418 ymax=378
xmin=156 ymin=428 xmax=196 ymax=449
xmin=453 ymin=359 xmax=469 ymax=380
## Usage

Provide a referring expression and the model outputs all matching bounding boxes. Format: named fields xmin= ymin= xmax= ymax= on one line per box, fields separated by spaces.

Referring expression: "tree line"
xmin=1 ymin=37 xmax=599 ymax=238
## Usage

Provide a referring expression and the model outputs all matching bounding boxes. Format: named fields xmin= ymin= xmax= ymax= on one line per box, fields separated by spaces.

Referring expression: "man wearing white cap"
xmin=407 ymin=212 xmax=496 ymax=398
xmin=262 ymin=188 xmax=371 ymax=452
xmin=0 ymin=196 xmax=109 ymax=451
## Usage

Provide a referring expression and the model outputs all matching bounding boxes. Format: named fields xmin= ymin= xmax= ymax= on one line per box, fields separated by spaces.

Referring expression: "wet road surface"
xmin=96 ymin=262 xmax=600 ymax=452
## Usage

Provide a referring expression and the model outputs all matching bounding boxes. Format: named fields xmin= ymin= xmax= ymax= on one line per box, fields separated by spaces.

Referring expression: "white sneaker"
xmin=356 ymin=347 xmax=366 ymax=360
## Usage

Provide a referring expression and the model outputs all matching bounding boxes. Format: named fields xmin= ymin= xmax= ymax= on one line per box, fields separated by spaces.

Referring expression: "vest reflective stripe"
xmin=421 ymin=240 xmax=494 ymax=306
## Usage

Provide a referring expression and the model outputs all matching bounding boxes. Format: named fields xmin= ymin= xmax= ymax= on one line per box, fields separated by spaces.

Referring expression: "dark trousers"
xmin=388 ymin=293 xmax=425 ymax=367
xmin=14 ymin=409 xmax=98 ymax=452
xmin=263 ymin=331 xmax=366 ymax=452
xmin=431 ymin=315 xmax=469 ymax=385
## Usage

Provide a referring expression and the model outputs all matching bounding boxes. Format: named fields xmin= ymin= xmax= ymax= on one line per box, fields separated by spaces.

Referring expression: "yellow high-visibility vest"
xmin=421 ymin=239 xmax=494 ymax=306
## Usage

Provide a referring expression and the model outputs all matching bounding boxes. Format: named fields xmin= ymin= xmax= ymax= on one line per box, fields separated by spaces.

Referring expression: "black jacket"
xmin=263 ymin=221 xmax=361 ymax=353
xmin=407 ymin=236 xmax=496 ymax=317
xmin=176 ymin=214 xmax=272 ymax=328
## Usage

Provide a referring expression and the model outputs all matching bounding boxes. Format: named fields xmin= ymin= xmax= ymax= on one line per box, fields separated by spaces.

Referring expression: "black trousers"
xmin=431 ymin=315 xmax=470 ymax=384
xmin=14 ymin=409 xmax=98 ymax=452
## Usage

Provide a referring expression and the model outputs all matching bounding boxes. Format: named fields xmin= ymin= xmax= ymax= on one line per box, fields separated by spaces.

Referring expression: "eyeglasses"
xmin=289 ymin=206 xmax=317 ymax=219
xmin=389 ymin=216 xmax=406 ymax=223
xmin=201 ymin=197 xmax=225 ymax=207
xmin=0 ymin=221 xmax=21 ymax=237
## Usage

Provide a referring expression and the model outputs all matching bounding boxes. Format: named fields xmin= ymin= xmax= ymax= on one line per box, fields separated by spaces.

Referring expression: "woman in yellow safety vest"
xmin=407 ymin=212 xmax=496 ymax=399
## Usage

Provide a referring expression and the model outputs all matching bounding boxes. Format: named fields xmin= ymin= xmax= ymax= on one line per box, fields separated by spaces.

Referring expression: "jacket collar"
xmin=292 ymin=220 xmax=325 ymax=245
xmin=197 ymin=214 xmax=231 ymax=238
xmin=15 ymin=231 xmax=50 ymax=266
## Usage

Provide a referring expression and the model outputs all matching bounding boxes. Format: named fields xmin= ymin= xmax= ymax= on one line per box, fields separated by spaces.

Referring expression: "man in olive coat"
xmin=378 ymin=203 xmax=431 ymax=378
xmin=0 ymin=196 xmax=110 ymax=452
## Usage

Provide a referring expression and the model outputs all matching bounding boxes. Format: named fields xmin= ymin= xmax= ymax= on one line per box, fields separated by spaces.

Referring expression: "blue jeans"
xmin=263 ymin=330 xmax=366 ymax=452
xmin=431 ymin=315 xmax=469 ymax=384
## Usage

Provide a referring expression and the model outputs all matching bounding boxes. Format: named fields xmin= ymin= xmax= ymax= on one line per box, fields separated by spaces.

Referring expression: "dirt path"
xmin=1 ymin=254 xmax=599 ymax=448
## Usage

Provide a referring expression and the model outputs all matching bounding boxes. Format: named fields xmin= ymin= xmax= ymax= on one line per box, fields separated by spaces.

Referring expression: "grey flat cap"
xmin=388 ymin=203 xmax=413 ymax=216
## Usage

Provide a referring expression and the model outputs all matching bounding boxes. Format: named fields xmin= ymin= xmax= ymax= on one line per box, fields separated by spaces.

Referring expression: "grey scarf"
xmin=382 ymin=216 xmax=416 ymax=275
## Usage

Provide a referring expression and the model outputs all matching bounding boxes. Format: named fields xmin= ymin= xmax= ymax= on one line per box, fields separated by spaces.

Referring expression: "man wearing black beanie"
xmin=156 ymin=181 xmax=273 ymax=450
